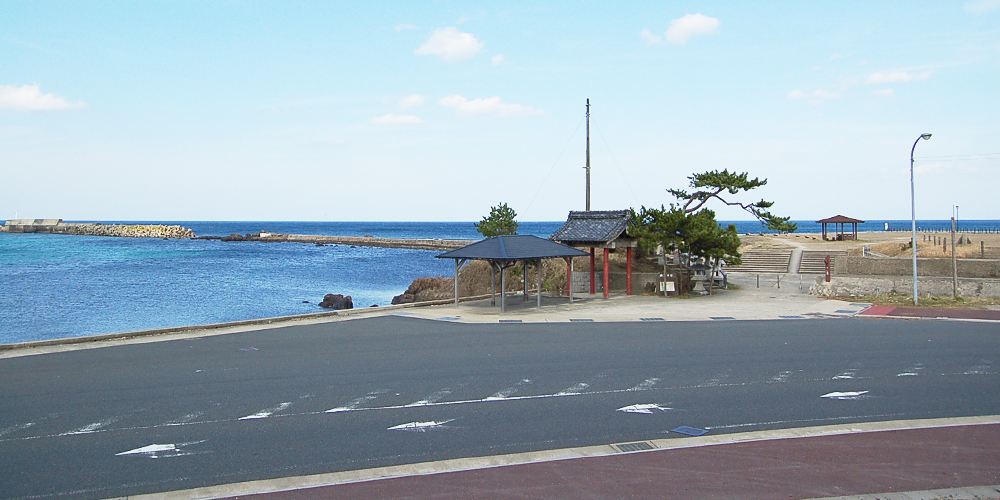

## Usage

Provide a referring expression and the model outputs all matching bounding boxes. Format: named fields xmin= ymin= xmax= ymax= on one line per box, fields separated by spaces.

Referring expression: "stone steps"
xmin=799 ymin=250 xmax=847 ymax=274
xmin=723 ymin=250 xmax=792 ymax=274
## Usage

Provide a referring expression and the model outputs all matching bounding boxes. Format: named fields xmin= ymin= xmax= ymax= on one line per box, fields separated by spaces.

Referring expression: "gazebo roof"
xmin=550 ymin=210 xmax=631 ymax=244
xmin=436 ymin=235 xmax=588 ymax=261
xmin=816 ymin=215 xmax=865 ymax=224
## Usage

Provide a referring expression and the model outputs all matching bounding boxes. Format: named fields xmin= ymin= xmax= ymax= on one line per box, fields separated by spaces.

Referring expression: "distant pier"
xmin=1 ymin=219 xmax=472 ymax=251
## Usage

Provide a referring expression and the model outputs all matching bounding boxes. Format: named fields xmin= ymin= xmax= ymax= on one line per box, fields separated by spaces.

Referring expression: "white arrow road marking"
xmin=0 ymin=422 xmax=35 ymax=437
xmin=485 ymin=379 xmax=533 ymax=401
xmin=821 ymin=391 xmax=869 ymax=400
xmin=767 ymin=371 xmax=794 ymax=383
xmin=406 ymin=388 xmax=456 ymax=407
xmin=59 ymin=416 xmax=123 ymax=436
xmin=239 ymin=402 xmax=292 ymax=420
xmin=116 ymin=440 xmax=206 ymax=459
xmin=387 ymin=419 xmax=455 ymax=432
xmin=627 ymin=378 xmax=660 ymax=392
xmin=897 ymin=363 xmax=925 ymax=377
xmin=327 ymin=391 xmax=387 ymax=413
xmin=162 ymin=411 xmax=206 ymax=426
xmin=617 ymin=404 xmax=671 ymax=414
xmin=556 ymin=382 xmax=589 ymax=396
xmin=964 ymin=360 xmax=992 ymax=375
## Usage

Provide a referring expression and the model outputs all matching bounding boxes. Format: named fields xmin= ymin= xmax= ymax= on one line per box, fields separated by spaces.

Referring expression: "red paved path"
xmin=861 ymin=305 xmax=1000 ymax=321
xmin=231 ymin=424 xmax=1000 ymax=500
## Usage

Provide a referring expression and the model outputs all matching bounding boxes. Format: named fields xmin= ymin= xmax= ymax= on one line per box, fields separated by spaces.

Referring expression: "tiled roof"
xmin=549 ymin=210 xmax=630 ymax=244
xmin=436 ymin=235 xmax=589 ymax=261
xmin=816 ymin=215 xmax=865 ymax=224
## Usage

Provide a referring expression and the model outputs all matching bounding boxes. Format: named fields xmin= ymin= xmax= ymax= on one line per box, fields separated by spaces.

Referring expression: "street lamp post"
xmin=910 ymin=133 xmax=932 ymax=305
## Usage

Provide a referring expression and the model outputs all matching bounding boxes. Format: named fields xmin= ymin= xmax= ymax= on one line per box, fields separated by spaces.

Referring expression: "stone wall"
xmin=834 ymin=256 xmax=1000 ymax=279
xmin=811 ymin=275 xmax=1000 ymax=298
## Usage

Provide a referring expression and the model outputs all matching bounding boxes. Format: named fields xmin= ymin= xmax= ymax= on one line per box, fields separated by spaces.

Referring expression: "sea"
xmin=2 ymin=219 xmax=998 ymax=344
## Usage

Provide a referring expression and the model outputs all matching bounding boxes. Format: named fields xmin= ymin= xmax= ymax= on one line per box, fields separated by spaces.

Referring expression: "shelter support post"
xmin=454 ymin=259 xmax=460 ymax=305
xmin=490 ymin=264 xmax=496 ymax=306
xmin=602 ymin=248 xmax=610 ymax=299
xmin=566 ymin=257 xmax=574 ymax=304
xmin=590 ymin=248 xmax=596 ymax=294
xmin=523 ymin=263 xmax=528 ymax=302
xmin=626 ymin=247 xmax=633 ymax=296
xmin=500 ymin=265 xmax=506 ymax=313
xmin=566 ymin=257 xmax=573 ymax=304
xmin=537 ymin=259 xmax=542 ymax=308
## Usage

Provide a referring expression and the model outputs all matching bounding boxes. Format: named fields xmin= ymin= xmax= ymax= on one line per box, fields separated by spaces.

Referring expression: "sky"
xmin=1 ymin=1 xmax=998 ymax=222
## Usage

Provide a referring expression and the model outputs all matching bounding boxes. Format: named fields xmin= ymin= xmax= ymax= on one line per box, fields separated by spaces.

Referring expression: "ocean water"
xmin=1 ymin=219 xmax=997 ymax=344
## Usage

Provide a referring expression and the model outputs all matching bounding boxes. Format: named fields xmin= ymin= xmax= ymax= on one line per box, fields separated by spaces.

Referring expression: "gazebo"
xmin=436 ymin=235 xmax=589 ymax=312
xmin=817 ymin=215 xmax=865 ymax=241
xmin=550 ymin=210 xmax=638 ymax=298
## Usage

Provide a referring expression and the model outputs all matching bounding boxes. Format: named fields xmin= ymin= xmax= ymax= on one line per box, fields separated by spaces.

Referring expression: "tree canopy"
xmin=474 ymin=203 xmax=519 ymax=237
xmin=668 ymin=169 xmax=797 ymax=233
xmin=630 ymin=205 xmax=742 ymax=267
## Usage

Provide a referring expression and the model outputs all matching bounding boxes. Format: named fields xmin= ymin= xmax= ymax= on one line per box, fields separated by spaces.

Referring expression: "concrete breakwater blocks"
xmin=1 ymin=220 xmax=195 ymax=238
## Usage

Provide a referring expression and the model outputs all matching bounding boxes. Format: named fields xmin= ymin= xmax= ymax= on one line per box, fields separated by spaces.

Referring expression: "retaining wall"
xmin=811 ymin=275 xmax=1000 ymax=298
xmin=834 ymin=256 xmax=1000 ymax=279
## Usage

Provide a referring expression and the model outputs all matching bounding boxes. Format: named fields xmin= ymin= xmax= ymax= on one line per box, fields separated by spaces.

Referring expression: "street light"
xmin=910 ymin=133 xmax=932 ymax=305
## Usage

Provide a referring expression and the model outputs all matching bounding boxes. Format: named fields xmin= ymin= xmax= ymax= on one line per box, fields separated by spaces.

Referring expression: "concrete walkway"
xmin=398 ymin=272 xmax=856 ymax=324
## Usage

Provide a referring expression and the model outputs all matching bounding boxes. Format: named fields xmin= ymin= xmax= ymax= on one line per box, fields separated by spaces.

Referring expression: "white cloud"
xmin=395 ymin=23 xmax=418 ymax=32
xmin=865 ymin=70 xmax=934 ymax=84
xmin=787 ymin=89 xmax=841 ymax=100
xmin=872 ymin=88 xmax=895 ymax=97
xmin=398 ymin=94 xmax=425 ymax=108
xmin=0 ymin=84 xmax=86 ymax=111
xmin=438 ymin=95 xmax=543 ymax=117
xmin=639 ymin=28 xmax=663 ymax=45
xmin=964 ymin=0 xmax=1000 ymax=13
xmin=665 ymin=14 xmax=720 ymax=45
xmin=415 ymin=27 xmax=484 ymax=62
xmin=368 ymin=114 xmax=424 ymax=125
xmin=491 ymin=53 xmax=504 ymax=65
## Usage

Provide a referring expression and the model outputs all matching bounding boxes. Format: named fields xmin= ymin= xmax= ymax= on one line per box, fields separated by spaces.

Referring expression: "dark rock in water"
xmin=370 ymin=304 xmax=378 ymax=307
xmin=302 ymin=300 xmax=310 ymax=303
xmin=221 ymin=233 xmax=244 ymax=242
xmin=319 ymin=294 xmax=353 ymax=310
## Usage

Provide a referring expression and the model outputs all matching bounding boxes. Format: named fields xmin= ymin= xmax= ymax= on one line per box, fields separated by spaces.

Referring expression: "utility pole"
xmin=952 ymin=206 xmax=958 ymax=299
xmin=585 ymin=98 xmax=591 ymax=211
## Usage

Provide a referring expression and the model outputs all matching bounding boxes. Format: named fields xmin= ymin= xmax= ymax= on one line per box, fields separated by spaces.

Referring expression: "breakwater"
xmin=1 ymin=219 xmax=195 ymax=238
xmin=200 ymin=231 xmax=472 ymax=251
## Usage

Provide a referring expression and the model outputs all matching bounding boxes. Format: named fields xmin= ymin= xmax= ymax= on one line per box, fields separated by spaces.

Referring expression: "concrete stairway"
xmin=798 ymin=250 xmax=847 ymax=274
xmin=723 ymin=249 xmax=792 ymax=273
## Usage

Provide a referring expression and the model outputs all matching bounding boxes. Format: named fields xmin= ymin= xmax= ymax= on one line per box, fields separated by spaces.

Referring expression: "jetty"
xmin=209 ymin=232 xmax=473 ymax=251
xmin=1 ymin=219 xmax=195 ymax=238
xmin=1 ymin=220 xmax=472 ymax=251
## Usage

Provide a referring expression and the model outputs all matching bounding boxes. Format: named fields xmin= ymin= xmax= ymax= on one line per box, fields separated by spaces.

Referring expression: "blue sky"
xmin=2 ymin=1 xmax=998 ymax=222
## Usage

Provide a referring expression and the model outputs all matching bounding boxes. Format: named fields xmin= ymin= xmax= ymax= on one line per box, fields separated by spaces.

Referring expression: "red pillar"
xmin=589 ymin=248 xmax=596 ymax=294
xmin=626 ymin=246 xmax=633 ymax=295
xmin=566 ymin=257 xmax=572 ymax=297
xmin=602 ymin=248 xmax=610 ymax=299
